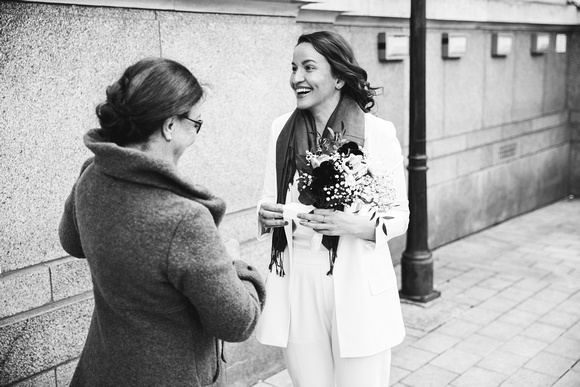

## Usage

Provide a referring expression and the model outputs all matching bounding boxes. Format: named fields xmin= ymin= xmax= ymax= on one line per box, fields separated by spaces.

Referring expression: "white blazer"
xmin=256 ymin=111 xmax=409 ymax=358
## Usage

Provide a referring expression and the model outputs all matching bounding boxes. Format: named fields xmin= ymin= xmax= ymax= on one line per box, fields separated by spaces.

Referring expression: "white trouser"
xmin=283 ymin=249 xmax=392 ymax=387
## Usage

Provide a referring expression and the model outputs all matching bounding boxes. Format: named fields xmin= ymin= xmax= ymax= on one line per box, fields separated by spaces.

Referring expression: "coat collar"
xmin=84 ymin=129 xmax=226 ymax=225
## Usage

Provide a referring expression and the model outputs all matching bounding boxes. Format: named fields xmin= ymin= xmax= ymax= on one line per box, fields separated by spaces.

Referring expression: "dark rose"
xmin=307 ymin=161 xmax=340 ymax=208
xmin=338 ymin=141 xmax=363 ymax=156
xmin=298 ymin=189 xmax=316 ymax=206
xmin=312 ymin=161 xmax=338 ymax=185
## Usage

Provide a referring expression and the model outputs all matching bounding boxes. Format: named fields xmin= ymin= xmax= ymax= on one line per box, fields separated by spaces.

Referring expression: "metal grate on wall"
xmin=498 ymin=142 xmax=517 ymax=160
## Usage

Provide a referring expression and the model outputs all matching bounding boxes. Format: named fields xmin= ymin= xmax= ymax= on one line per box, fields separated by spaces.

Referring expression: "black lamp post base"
xmin=399 ymin=251 xmax=441 ymax=303
xmin=399 ymin=289 xmax=441 ymax=303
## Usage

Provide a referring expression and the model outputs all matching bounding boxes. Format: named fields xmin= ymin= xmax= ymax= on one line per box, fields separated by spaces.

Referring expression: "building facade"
xmin=0 ymin=0 xmax=578 ymax=385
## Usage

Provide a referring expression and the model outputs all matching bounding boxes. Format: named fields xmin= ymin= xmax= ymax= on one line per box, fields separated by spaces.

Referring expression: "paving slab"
xmin=553 ymin=370 xmax=580 ymax=387
xmin=449 ymin=366 xmax=507 ymax=387
xmin=524 ymin=351 xmax=578 ymax=377
xmin=429 ymin=349 xmax=482 ymax=374
xmin=400 ymin=364 xmax=458 ymax=387
xmin=477 ymin=349 xmax=529 ymax=376
xmin=500 ymin=368 xmax=559 ymax=387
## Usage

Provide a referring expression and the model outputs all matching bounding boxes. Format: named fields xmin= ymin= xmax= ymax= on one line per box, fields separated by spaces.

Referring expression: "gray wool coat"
xmin=59 ymin=129 xmax=266 ymax=387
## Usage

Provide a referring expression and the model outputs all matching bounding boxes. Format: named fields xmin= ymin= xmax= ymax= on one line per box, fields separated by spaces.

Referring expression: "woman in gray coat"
xmin=59 ymin=58 xmax=266 ymax=386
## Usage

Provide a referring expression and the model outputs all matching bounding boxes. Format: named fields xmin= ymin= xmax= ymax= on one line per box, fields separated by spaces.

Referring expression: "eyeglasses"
xmin=183 ymin=117 xmax=203 ymax=133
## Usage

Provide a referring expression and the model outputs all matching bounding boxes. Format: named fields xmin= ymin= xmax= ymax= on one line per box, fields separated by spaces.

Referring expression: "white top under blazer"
xmin=256 ymin=111 xmax=409 ymax=358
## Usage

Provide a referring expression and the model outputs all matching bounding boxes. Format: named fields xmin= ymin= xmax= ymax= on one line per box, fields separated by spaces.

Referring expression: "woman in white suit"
xmin=257 ymin=31 xmax=409 ymax=387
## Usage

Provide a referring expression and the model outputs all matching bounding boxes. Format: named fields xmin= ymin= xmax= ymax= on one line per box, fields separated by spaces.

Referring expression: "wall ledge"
xmin=330 ymin=16 xmax=579 ymax=31
xmin=0 ymin=291 xmax=93 ymax=328
xmin=11 ymin=0 xmax=580 ymax=25
xmin=296 ymin=8 xmax=343 ymax=23
xmin=11 ymin=0 xmax=315 ymax=17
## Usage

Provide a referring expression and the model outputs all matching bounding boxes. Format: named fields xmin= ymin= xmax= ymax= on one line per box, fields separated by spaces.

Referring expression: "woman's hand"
xmin=258 ymin=202 xmax=288 ymax=229
xmin=298 ymin=208 xmax=376 ymax=241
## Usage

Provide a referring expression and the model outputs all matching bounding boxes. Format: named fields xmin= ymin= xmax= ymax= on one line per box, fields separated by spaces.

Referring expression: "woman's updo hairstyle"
xmin=297 ymin=31 xmax=379 ymax=113
xmin=96 ymin=58 xmax=204 ymax=146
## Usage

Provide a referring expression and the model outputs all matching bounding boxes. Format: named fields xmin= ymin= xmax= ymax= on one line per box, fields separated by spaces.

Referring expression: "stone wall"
xmin=425 ymin=25 xmax=573 ymax=248
xmin=0 ymin=3 xmax=297 ymax=385
xmin=0 ymin=1 xmax=577 ymax=386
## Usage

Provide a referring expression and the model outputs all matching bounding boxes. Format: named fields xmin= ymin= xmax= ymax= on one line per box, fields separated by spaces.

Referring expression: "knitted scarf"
xmin=270 ymin=95 xmax=365 ymax=276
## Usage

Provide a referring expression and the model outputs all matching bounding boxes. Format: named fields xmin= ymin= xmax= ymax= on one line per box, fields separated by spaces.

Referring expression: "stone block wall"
xmin=0 ymin=0 xmax=577 ymax=385
xmin=0 ymin=3 xmax=296 ymax=385
xmin=425 ymin=25 xmax=573 ymax=248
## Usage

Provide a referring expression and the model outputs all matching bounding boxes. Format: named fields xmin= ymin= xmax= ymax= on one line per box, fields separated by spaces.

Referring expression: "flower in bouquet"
xmin=297 ymin=152 xmax=355 ymax=209
xmin=296 ymin=127 xmax=397 ymax=235
xmin=357 ymin=172 xmax=397 ymax=211
xmin=297 ymin=150 xmax=357 ymax=209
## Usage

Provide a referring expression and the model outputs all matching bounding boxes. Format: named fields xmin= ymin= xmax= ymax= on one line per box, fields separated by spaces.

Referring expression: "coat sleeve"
xmin=167 ymin=206 xmax=266 ymax=343
xmin=363 ymin=120 xmax=410 ymax=249
xmin=58 ymin=158 xmax=94 ymax=258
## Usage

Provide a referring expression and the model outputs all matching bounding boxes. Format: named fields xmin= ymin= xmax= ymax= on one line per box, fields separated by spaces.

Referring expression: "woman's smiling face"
xmin=290 ymin=42 xmax=341 ymax=115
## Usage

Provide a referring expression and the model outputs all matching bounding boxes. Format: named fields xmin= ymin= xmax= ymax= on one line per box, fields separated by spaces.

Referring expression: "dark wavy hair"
xmin=96 ymin=58 xmax=204 ymax=146
xmin=297 ymin=31 xmax=379 ymax=113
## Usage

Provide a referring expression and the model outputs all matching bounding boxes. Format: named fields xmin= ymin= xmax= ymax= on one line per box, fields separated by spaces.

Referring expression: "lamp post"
xmin=399 ymin=0 xmax=440 ymax=303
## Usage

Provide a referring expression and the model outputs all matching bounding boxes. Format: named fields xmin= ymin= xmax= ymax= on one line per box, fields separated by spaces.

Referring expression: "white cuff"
xmin=362 ymin=214 xmax=391 ymax=250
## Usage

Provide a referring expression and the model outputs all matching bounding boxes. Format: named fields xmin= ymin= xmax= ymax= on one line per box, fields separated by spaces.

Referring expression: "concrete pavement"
xmin=251 ymin=197 xmax=580 ymax=387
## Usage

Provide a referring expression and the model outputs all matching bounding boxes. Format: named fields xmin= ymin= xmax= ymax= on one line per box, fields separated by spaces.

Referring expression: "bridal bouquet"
xmin=297 ymin=127 xmax=396 ymax=235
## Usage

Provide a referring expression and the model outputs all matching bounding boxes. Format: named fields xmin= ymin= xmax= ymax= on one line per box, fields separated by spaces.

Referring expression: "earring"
xmin=166 ymin=136 xmax=172 ymax=142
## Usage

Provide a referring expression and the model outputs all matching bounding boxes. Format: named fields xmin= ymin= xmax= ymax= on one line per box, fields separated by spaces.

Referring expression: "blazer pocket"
xmin=369 ymin=275 xmax=396 ymax=296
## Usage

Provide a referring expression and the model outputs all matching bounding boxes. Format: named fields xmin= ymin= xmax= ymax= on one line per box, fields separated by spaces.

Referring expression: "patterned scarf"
xmin=270 ymin=94 xmax=365 ymax=276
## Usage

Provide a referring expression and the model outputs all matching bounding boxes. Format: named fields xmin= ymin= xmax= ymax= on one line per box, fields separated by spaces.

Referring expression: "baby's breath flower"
xmin=297 ymin=142 xmax=395 ymax=211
